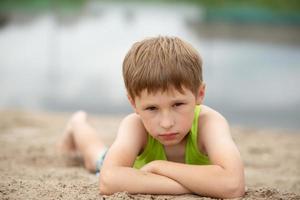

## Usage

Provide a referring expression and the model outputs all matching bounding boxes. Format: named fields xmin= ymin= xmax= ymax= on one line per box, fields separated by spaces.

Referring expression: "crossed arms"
xmin=99 ymin=113 xmax=245 ymax=198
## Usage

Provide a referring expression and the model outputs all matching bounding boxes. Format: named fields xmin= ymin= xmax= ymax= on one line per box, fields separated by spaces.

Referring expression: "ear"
xmin=127 ymin=94 xmax=138 ymax=113
xmin=196 ymin=83 xmax=206 ymax=105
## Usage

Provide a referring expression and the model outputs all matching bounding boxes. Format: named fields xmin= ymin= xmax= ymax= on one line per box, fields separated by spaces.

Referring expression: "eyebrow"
xmin=141 ymin=98 xmax=187 ymax=108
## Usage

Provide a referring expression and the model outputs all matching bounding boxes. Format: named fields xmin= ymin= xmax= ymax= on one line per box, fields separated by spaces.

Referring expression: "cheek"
xmin=181 ymin=117 xmax=193 ymax=129
xmin=140 ymin=114 xmax=157 ymax=133
xmin=177 ymin=109 xmax=195 ymax=129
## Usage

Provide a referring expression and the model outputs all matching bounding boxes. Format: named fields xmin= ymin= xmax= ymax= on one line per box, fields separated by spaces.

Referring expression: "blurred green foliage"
xmin=0 ymin=0 xmax=85 ymax=13
xmin=147 ymin=0 xmax=300 ymax=24
xmin=170 ymin=0 xmax=300 ymax=13
xmin=0 ymin=0 xmax=299 ymax=25
xmin=0 ymin=0 xmax=299 ymax=13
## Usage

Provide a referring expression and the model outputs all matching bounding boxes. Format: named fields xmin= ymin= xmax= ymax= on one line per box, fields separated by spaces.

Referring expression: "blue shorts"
xmin=95 ymin=147 xmax=109 ymax=176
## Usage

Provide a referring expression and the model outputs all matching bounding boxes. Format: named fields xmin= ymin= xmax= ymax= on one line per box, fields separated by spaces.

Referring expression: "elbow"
xmin=99 ymin=169 xmax=116 ymax=195
xmin=225 ymin=183 xmax=245 ymax=198
xmin=223 ymin=176 xmax=245 ymax=198
xmin=99 ymin=181 xmax=111 ymax=195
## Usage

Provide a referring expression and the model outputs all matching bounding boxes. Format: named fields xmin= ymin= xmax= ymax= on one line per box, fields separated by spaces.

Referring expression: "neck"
xmin=163 ymin=134 xmax=188 ymax=163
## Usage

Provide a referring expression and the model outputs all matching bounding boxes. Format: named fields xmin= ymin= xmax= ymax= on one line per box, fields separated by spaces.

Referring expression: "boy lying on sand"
xmin=58 ymin=36 xmax=245 ymax=198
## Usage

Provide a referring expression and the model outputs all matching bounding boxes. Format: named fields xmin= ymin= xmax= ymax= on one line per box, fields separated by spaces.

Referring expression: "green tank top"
xmin=133 ymin=105 xmax=210 ymax=169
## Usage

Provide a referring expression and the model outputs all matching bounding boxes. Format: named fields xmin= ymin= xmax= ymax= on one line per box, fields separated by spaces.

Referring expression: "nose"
xmin=159 ymin=112 xmax=175 ymax=130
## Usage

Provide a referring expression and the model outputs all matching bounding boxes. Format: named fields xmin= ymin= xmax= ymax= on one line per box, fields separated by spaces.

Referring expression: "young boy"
xmin=59 ymin=36 xmax=245 ymax=198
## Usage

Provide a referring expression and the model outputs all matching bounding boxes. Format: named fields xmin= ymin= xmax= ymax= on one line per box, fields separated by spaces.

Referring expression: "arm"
xmin=100 ymin=166 xmax=190 ymax=194
xmin=141 ymin=108 xmax=245 ymax=198
xmin=99 ymin=113 xmax=191 ymax=195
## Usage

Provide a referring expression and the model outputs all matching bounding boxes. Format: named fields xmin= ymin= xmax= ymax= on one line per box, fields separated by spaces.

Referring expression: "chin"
xmin=160 ymin=139 xmax=181 ymax=146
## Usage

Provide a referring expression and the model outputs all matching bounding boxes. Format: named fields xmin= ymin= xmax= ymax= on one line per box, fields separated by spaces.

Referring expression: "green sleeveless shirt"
xmin=133 ymin=105 xmax=210 ymax=169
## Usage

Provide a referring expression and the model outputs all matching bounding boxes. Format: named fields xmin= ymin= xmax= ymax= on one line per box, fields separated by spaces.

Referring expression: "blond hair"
xmin=123 ymin=36 xmax=203 ymax=99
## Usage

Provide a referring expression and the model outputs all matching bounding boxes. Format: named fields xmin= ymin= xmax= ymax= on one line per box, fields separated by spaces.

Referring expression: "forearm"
xmin=99 ymin=166 xmax=191 ymax=195
xmin=151 ymin=161 xmax=245 ymax=198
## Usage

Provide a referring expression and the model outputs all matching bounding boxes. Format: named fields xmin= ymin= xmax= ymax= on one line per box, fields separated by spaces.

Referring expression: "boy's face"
xmin=129 ymin=85 xmax=205 ymax=146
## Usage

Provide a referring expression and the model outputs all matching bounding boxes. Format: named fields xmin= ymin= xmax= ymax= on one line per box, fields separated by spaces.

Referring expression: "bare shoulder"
xmin=102 ymin=113 xmax=147 ymax=168
xmin=198 ymin=105 xmax=231 ymax=148
xmin=114 ymin=113 xmax=148 ymax=152
xmin=198 ymin=105 xmax=230 ymax=133
xmin=198 ymin=105 xmax=241 ymax=166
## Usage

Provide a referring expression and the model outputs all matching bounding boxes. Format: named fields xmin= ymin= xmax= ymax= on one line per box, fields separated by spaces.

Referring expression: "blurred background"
xmin=0 ymin=0 xmax=299 ymax=130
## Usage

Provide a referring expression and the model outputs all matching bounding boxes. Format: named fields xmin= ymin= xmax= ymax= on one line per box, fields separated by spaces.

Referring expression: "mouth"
xmin=159 ymin=132 xmax=178 ymax=140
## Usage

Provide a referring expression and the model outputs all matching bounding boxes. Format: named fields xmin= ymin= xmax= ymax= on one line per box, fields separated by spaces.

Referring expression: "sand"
xmin=0 ymin=109 xmax=299 ymax=200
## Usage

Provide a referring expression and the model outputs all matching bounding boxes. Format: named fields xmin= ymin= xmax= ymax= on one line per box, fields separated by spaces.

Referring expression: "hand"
xmin=140 ymin=160 xmax=163 ymax=173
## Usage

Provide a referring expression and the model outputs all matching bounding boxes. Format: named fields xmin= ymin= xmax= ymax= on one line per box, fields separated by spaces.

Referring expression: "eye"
xmin=173 ymin=102 xmax=184 ymax=107
xmin=145 ymin=106 xmax=157 ymax=111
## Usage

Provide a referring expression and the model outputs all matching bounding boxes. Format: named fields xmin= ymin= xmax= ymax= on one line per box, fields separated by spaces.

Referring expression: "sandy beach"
xmin=0 ymin=109 xmax=299 ymax=200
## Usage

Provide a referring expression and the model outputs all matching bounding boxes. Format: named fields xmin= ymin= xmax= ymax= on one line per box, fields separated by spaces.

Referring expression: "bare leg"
xmin=58 ymin=111 xmax=106 ymax=172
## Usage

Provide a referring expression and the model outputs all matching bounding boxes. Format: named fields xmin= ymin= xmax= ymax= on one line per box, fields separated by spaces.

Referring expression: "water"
xmin=0 ymin=2 xmax=299 ymax=130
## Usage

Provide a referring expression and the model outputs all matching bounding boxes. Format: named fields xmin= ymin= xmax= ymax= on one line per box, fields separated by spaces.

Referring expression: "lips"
xmin=159 ymin=132 xmax=178 ymax=140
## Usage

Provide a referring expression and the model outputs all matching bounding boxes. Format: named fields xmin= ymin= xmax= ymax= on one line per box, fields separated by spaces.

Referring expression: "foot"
xmin=57 ymin=111 xmax=87 ymax=156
